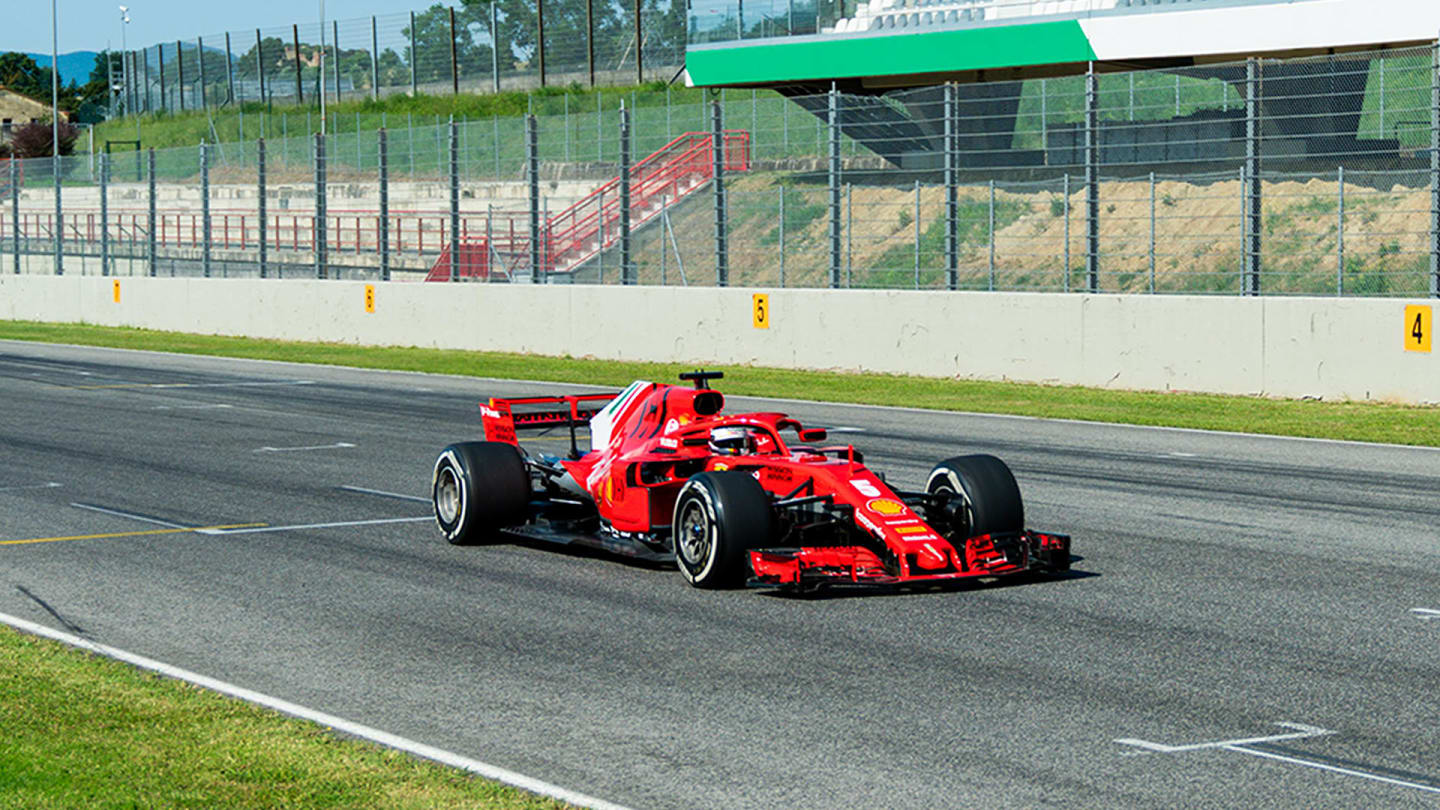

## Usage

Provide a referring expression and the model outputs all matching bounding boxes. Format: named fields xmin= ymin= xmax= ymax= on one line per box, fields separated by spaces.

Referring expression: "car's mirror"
xmin=797 ymin=428 xmax=827 ymax=442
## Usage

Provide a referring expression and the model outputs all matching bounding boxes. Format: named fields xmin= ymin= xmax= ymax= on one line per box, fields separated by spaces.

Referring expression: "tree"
xmin=463 ymin=0 xmax=621 ymax=75
xmin=11 ymin=119 xmax=78 ymax=158
xmin=403 ymin=3 xmax=495 ymax=85
xmin=0 ymin=52 xmax=51 ymax=100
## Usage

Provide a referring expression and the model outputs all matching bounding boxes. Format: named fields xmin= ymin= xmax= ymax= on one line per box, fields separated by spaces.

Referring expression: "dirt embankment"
xmin=631 ymin=174 xmax=1431 ymax=295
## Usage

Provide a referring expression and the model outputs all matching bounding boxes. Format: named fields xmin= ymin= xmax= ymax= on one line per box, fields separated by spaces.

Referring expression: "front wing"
xmin=748 ymin=530 xmax=1071 ymax=590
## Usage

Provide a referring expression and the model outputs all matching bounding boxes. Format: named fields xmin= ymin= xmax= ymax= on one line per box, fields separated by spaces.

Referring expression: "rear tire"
xmin=432 ymin=442 xmax=530 ymax=545
xmin=672 ymin=472 xmax=774 ymax=589
xmin=926 ymin=454 xmax=1024 ymax=538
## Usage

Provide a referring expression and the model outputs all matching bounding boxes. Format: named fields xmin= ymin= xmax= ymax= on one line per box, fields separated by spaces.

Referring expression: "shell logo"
xmin=866 ymin=498 xmax=907 ymax=516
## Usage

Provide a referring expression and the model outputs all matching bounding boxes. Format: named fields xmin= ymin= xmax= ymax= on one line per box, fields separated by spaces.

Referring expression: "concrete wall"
xmin=0 ymin=275 xmax=1435 ymax=403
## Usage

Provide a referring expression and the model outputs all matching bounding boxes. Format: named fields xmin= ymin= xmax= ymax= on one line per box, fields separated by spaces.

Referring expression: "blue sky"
xmin=2 ymin=0 xmax=454 ymax=55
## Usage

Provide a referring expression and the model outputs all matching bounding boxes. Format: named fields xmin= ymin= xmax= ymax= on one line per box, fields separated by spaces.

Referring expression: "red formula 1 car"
xmin=431 ymin=372 xmax=1070 ymax=591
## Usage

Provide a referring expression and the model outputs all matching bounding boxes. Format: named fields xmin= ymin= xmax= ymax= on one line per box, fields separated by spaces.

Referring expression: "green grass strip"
xmin=0 ymin=626 xmax=569 ymax=809
xmin=3 ymin=319 xmax=1438 ymax=447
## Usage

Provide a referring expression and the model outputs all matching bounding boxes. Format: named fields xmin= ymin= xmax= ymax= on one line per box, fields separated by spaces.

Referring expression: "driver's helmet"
xmin=708 ymin=425 xmax=754 ymax=456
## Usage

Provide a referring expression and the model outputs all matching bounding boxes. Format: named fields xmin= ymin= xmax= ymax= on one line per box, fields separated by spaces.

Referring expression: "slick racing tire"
xmin=672 ymin=472 xmax=774 ymax=589
xmin=926 ymin=454 xmax=1024 ymax=539
xmin=432 ymin=441 xmax=530 ymax=545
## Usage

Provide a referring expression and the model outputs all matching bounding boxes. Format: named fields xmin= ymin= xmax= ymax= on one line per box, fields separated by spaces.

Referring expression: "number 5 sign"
xmin=1405 ymin=305 xmax=1432 ymax=353
xmin=752 ymin=294 xmax=770 ymax=329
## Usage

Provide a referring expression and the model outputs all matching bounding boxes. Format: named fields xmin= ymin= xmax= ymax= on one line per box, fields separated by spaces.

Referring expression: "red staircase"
xmin=427 ymin=130 xmax=751 ymax=282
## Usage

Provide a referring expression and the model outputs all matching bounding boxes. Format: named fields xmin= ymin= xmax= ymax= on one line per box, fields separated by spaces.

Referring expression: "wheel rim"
xmin=932 ymin=481 xmax=973 ymax=535
xmin=677 ymin=499 xmax=711 ymax=566
xmin=435 ymin=466 xmax=461 ymax=524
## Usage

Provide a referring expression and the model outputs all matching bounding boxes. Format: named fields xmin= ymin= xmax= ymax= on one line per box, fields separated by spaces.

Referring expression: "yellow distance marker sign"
xmin=112 ymin=280 xmax=121 ymax=304
xmin=364 ymin=284 xmax=376 ymax=314
xmin=752 ymin=294 xmax=769 ymax=329
xmin=1405 ymin=305 xmax=1431 ymax=353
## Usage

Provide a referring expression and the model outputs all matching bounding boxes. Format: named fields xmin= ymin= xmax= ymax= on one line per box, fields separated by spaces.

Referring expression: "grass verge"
xmin=0 ymin=626 xmax=568 ymax=809
xmin=3 ymin=319 xmax=1438 ymax=447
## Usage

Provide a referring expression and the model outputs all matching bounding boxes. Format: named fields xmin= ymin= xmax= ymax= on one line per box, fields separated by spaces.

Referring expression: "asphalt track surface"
xmin=1 ymin=339 xmax=1438 ymax=809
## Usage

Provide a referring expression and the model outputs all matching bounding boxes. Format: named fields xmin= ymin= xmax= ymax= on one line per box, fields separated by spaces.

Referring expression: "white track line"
xmin=1116 ymin=722 xmax=1333 ymax=754
xmin=339 ymin=485 xmax=431 ymax=504
xmin=1411 ymin=608 xmax=1440 ymax=621
xmin=70 ymin=502 xmax=189 ymax=529
xmin=198 ymin=516 xmax=431 ymax=536
xmin=1223 ymin=744 xmax=1440 ymax=795
xmin=0 ymin=482 xmax=62 ymax=493
xmin=0 ymin=611 xmax=635 ymax=810
xmin=254 ymin=442 xmax=356 ymax=453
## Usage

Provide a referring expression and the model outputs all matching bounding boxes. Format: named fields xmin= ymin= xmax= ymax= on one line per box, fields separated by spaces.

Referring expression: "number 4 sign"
xmin=1405 ymin=305 xmax=1432 ymax=353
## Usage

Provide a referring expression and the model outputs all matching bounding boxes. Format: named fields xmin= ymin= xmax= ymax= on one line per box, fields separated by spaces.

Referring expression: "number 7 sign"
xmin=1405 ymin=305 xmax=1432 ymax=353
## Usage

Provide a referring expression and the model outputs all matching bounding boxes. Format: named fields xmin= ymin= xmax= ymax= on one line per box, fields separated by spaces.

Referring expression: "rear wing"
xmin=480 ymin=393 xmax=617 ymax=456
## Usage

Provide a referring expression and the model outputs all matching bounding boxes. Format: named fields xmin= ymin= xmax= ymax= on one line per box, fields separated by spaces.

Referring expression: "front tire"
xmin=433 ymin=441 xmax=530 ymax=545
xmin=926 ymin=454 xmax=1024 ymax=539
xmin=672 ymin=472 xmax=774 ymax=589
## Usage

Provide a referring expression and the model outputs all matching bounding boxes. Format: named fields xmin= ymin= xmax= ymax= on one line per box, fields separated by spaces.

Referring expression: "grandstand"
xmin=685 ymin=0 xmax=1440 ymax=171
xmin=686 ymin=0 xmax=1440 ymax=89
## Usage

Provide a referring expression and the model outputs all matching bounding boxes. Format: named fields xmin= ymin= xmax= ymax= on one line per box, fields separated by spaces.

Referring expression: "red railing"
xmin=0 ymin=207 xmax=532 ymax=258
xmin=427 ymin=129 xmax=751 ymax=282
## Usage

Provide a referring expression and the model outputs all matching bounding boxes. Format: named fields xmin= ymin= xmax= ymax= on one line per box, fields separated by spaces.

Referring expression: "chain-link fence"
xmin=8 ymin=45 xmax=1440 ymax=296
xmin=107 ymin=1 xmax=686 ymax=117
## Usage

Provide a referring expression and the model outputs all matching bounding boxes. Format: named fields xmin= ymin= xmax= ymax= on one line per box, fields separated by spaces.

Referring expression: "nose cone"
xmin=914 ymin=542 xmax=950 ymax=571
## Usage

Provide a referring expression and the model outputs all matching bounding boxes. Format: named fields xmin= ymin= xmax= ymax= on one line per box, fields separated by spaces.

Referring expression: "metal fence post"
xmin=1063 ymin=174 xmax=1071 ymax=293
xmin=201 ymin=143 xmax=212 ymax=278
xmin=371 ymin=17 xmax=380 ymax=102
xmin=449 ymin=119 xmax=460 ymax=282
xmin=846 ymin=184 xmax=852 ymax=287
xmin=293 ymin=26 xmax=304 ymax=105
xmin=147 ymin=148 xmax=156 ymax=277
xmin=255 ymin=30 xmax=265 ymax=106
xmin=778 ymin=184 xmax=785 ymax=288
xmin=198 ymin=37 xmax=208 ymax=111
xmin=913 ymin=179 xmax=921 ymax=289
xmin=379 ymin=128 xmax=390 ymax=281
xmin=410 ymin=11 xmax=419 ymax=97
xmin=53 ymin=153 xmax=62 ymax=277
xmin=315 ymin=133 xmax=328 ymax=279
xmin=9 ymin=158 xmax=18 ymax=274
xmin=491 ymin=3 xmax=501 ymax=93
xmin=537 ymin=0 xmax=547 ymax=88
xmin=713 ymin=100 xmax=728 ymax=287
xmin=1432 ymin=36 xmax=1440 ymax=297
xmin=828 ymin=86 xmax=841 ymax=288
xmin=945 ymin=82 xmax=958 ymax=291
xmin=177 ymin=40 xmax=187 ymax=111
xmin=158 ymin=42 xmax=166 ymax=112
xmin=988 ymin=179 xmax=997 ymax=291
xmin=226 ymin=33 xmax=235 ymax=104
xmin=1149 ymin=171 xmax=1157 ymax=293
xmin=527 ymin=114 xmax=541 ymax=283
xmin=635 ymin=0 xmax=644 ymax=84
xmin=100 ymin=154 xmax=110 ymax=277
xmin=1245 ymin=57 xmax=1262 ymax=296
xmin=449 ymin=7 xmax=459 ymax=95
xmin=1085 ymin=62 xmax=1099 ymax=293
xmin=1337 ymin=166 xmax=1345 ymax=296
xmin=620 ymin=104 xmax=634 ymax=285
xmin=258 ymin=137 xmax=268 ymax=279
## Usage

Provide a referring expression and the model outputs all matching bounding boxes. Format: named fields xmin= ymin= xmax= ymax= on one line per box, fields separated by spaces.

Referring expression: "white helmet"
xmin=708 ymin=426 xmax=754 ymax=456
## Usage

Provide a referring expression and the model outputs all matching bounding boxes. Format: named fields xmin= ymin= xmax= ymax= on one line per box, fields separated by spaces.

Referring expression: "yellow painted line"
xmin=0 ymin=523 xmax=267 ymax=547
